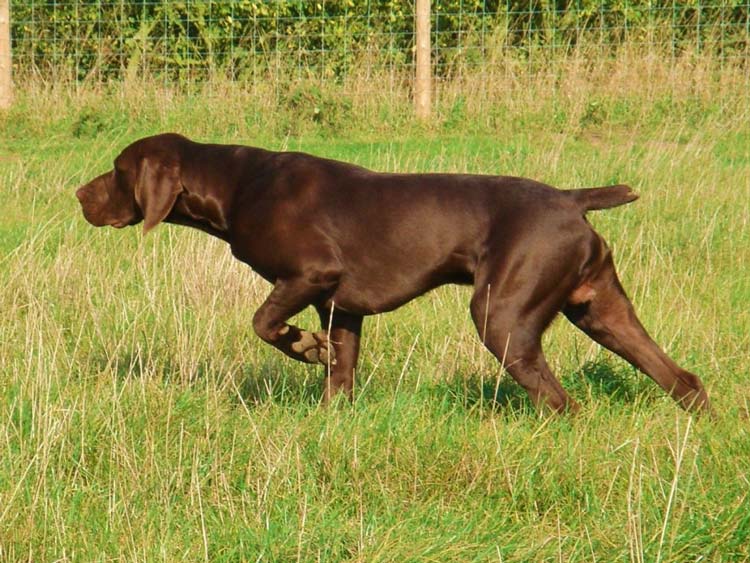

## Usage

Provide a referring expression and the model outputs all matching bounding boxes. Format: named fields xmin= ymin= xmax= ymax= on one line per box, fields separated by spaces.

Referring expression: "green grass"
xmin=1 ymin=71 xmax=749 ymax=561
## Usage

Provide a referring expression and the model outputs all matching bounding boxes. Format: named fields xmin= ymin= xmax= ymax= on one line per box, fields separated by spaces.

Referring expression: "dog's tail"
xmin=567 ymin=184 xmax=639 ymax=212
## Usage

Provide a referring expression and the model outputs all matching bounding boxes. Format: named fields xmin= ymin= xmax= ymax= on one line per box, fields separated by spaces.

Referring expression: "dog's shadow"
xmin=234 ymin=361 xmax=323 ymax=407
xmin=435 ymin=359 xmax=654 ymax=415
xmin=89 ymin=350 xmax=324 ymax=407
xmin=572 ymin=359 xmax=653 ymax=404
xmin=92 ymin=349 xmax=653 ymax=414
xmin=433 ymin=373 xmax=532 ymax=414
xmin=231 ymin=358 xmax=655 ymax=414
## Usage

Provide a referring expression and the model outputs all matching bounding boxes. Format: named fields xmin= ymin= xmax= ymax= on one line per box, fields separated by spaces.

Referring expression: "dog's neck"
xmin=165 ymin=146 xmax=275 ymax=242
xmin=169 ymin=188 xmax=231 ymax=240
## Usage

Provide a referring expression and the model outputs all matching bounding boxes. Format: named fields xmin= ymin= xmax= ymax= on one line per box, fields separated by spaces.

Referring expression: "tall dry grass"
xmin=1 ymin=43 xmax=749 ymax=561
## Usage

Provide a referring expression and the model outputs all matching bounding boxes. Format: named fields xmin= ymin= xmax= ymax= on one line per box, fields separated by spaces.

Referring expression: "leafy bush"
xmin=9 ymin=0 xmax=749 ymax=81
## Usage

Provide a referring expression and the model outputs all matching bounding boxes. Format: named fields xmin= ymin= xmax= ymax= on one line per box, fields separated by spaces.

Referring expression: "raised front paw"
xmin=290 ymin=330 xmax=337 ymax=365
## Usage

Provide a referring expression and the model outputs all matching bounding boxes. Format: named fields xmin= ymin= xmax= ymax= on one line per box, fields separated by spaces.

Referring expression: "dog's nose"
xmin=75 ymin=187 xmax=86 ymax=202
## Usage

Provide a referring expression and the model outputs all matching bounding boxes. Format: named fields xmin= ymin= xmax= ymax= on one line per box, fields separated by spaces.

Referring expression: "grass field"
xmin=1 ymin=57 xmax=750 ymax=561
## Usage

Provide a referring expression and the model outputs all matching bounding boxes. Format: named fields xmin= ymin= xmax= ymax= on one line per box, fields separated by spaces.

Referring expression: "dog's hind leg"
xmin=470 ymin=255 xmax=582 ymax=414
xmin=563 ymin=252 xmax=710 ymax=413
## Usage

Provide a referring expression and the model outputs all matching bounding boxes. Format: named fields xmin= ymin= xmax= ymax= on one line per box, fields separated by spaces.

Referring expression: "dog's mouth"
xmin=109 ymin=214 xmax=143 ymax=229
xmin=77 ymin=190 xmax=138 ymax=229
xmin=78 ymin=206 xmax=129 ymax=229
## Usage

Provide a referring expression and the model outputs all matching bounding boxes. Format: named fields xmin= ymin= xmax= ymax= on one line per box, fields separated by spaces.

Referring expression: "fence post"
xmin=415 ymin=0 xmax=431 ymax=120
xmin=0 ymin=0 xmax=10 ymax=109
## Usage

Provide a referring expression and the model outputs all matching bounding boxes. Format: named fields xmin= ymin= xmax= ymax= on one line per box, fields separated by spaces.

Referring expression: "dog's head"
xmin=76 ymin=134 xmax=185 ymax=234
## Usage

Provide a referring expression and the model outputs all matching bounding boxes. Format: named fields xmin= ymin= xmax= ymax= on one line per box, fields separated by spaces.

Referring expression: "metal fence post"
xmin=415 ymin=0 xmax=431 ymax=120
xmin=0 ymin=0 xmax=11 ymax=109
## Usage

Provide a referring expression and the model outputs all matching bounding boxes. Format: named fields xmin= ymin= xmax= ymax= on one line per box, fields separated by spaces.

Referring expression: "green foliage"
xmin=9 ymin=0 xmax=750 ymax=80
xmin=281 ymin=84 xmax=353 ymax=134
xmin=1 ymin=35 xmax=749 ymax=560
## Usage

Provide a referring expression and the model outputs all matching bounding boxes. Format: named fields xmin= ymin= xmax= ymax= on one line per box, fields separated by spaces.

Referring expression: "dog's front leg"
xmin=316 ymin=306 xmax=363 ymax=404
xmin=252 ymin=275 xmax=340 ymax=366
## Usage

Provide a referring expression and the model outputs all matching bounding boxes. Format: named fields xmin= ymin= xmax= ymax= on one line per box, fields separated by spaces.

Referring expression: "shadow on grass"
xmin=431 ymin=358 xmax=656 ymax=416
xmin=234 ymin=361 xmax=323 ymax=407
xmin=430 ymin=372 xmax=533 ymax=416
xmin=88 ymin=349 xmax=325 ymax=408
xmin=567 ymin=359 xmax=655 ymax=405
xmin=89 ymin=347 xmax=656 ymax=414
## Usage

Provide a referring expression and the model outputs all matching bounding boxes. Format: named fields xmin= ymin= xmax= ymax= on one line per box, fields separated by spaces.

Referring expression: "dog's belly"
xmin=328 ymin=282 xmax=433 ymax=315
xmin=328 ymin=251 xmax=475 ymax=315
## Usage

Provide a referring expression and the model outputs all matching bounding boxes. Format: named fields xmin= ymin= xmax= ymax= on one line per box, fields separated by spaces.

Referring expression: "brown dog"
xmin=76 ymin=133 xmax=709 ymax=413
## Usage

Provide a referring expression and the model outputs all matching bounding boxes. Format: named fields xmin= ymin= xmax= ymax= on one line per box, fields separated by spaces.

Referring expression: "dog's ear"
xmin=134 ymin=157 xmax=183 ymax=235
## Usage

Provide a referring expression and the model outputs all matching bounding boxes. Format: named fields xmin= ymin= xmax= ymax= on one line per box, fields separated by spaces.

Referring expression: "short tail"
xmin=567 ymin=184 xmax=639 ymax=212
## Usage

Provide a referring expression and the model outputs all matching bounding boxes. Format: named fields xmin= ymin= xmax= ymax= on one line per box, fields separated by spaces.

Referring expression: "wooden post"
xmin=415 ymin=0 xmax=431 ymax=120
xmin=0 ymin=0 xmax=10 ymax=109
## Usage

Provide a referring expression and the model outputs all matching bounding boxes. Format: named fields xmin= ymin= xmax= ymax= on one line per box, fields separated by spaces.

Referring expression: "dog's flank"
xmin=76 ymin=133 xmax=709 ymax=414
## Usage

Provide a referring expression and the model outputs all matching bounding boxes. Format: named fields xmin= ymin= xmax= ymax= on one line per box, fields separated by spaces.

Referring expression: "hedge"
xmin=9 ymin=0 xmax=749 ymax=80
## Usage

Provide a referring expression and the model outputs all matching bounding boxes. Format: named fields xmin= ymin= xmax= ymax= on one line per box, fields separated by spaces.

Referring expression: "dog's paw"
xmin=291 ymin=330 xmax=337 ymax=365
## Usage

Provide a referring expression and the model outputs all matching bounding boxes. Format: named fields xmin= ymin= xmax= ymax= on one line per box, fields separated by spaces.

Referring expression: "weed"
xmin=0 ymin=46 xmax=748 ymax=561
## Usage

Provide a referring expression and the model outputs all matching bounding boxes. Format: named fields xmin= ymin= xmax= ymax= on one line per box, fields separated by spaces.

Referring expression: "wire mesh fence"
xmin=7 ymin=1 xmax=750 ymax=91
